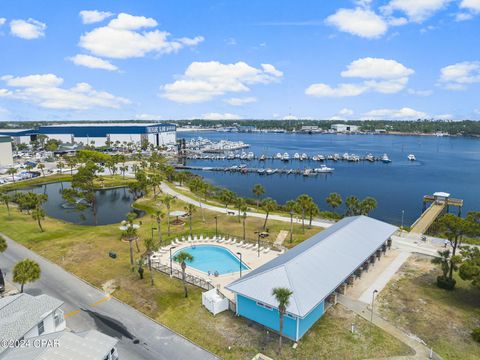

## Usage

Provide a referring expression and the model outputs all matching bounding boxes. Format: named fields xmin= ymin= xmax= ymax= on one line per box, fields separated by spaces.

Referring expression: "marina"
xmin=180 ymin=131 xmax=480 ymax=225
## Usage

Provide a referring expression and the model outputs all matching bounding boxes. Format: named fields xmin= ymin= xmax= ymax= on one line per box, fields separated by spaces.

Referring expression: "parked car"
xmin=0 ymin=270 xmax=5 ymax=293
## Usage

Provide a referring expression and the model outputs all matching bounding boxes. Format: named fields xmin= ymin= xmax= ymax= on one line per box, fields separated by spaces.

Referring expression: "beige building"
xmin=0 ymin=136 xmax=13 ymax=166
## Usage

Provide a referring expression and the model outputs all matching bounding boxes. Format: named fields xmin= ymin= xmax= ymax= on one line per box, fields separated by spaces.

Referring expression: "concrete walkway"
xmin=160 ymin=182 xmax=334 ymax=229
xmin=358 ymin=251 xmax=411 ymax=304
xmin=338 ymin=295 xmax=441 ymax=360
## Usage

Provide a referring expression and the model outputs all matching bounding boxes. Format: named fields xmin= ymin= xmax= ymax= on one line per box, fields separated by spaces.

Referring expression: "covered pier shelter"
xmin=226 ymin=216 xmax=397 ymax=341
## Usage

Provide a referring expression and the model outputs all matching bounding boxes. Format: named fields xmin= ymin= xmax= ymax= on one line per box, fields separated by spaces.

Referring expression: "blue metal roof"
xmin=226 ymin=216 xmax=398 ymax=317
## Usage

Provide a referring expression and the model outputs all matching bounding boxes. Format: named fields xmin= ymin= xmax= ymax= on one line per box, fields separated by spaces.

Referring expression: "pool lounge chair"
xmin=231 ymin=238 xmax=237 ymax=244
xmin=241 ymin=242 xmax=249 ymax=248
xmin=245 ymin=243 xmax=253 ymax=249
xmin=199 ymin=234 xmax=204 ymax=242
xmin=188 ymin=236 xmax=193 ymax=242
xmin=218 ymin=237 xmax=226 ymax=243
xmin=237 ymin=241 xmax=244 ymax=247
xmin=263 ymin=247 xmax=270 ymax=254
xmin=259 ymin=247 xmax=264 ymax=252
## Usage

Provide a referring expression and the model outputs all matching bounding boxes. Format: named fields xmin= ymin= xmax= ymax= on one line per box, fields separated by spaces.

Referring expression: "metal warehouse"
xmin=37 ymin=123 xmax=177 ymax=147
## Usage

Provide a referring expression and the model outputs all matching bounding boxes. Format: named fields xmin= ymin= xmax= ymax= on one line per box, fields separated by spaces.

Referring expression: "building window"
xmin=38 ymin=320 xmax=45 ymax=335
xmin=286 ymin=313 xmax=297 ymax=319
xmin=256 ymin=302 xmax=273 ymax=310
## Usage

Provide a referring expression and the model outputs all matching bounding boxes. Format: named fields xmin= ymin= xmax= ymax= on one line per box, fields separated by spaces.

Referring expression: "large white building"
xmin=0 ymin=136 xmax=13 ymax=167
xmin=331 ymin=124 xmax=359 ymax=133
xmin=37 ymin=122 xmax=177 ymax=147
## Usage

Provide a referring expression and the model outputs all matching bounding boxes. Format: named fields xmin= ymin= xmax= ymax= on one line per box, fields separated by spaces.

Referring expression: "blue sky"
xmin=0 ymin=0 xmax=480 ymax=121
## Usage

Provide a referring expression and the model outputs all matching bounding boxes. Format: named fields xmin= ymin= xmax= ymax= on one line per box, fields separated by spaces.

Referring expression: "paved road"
xmin=160 ymin=182 xmax=334 ymax=229
xmin=0 ymin=234 xmax=218 ymax=360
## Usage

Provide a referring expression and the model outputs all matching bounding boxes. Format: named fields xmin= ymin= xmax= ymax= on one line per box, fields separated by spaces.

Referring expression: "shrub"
xmin=436 ymin=276 xmax=456 ymax=290
xmin=472 ymin=328 xmax=480 ymax=343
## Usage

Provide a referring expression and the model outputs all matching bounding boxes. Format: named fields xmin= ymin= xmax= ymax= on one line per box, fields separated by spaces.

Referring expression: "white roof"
xmin=0 ymin=330 xmax=118 ymax=360
xmin=226 ymin=216 xmax=397 ymax=318
xmin=0 ymin=294 xmax=63 ymax=353
xmin=433 ymin=192 xmax=450 ymax=198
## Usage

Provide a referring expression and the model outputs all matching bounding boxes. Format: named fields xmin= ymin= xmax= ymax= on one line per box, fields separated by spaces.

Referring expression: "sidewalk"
xmin=160 ymin=182 xmax=334 ymax=229
xmin=338 ymin=294 xmax=442 ymax=360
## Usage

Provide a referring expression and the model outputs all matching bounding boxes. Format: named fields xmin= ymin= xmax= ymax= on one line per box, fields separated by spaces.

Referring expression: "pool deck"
xmin=150 ymin=236 xmax=281 ymax=300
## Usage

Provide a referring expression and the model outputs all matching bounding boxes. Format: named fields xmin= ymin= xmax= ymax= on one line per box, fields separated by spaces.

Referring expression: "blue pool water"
xmin=174 ymin=245 xmax=249 ymax=275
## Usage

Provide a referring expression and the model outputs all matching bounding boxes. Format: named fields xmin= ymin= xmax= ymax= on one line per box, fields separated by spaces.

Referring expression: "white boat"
xmin=314 ymin=165 xmax=334 ymax=173
xmin=300 ymin=153 xmax=308 ymax=161
xmin=259 ymin=154 xmax=266 ymax=161
xmin=293 ymin=152 xmax=300 ymax=160
xmin=247 ymin=152 xmax=254 ymax=160
xmin=317 ymin=155 xmax=325 ymax=161
xmin=282 ymin=152 xmax=290 ymax=161
xmin=266 ymin=168 xmax=274 ymax=175
xmin=257 ymin=168 xmax=266 ymax=175
xmin=381 ymin=154 xmax=392 ymax=163
xmin=275 ymin=153 xmax=282 ymax=159
xmin=303 ymin=168 xmax=316 ymax=176
xmin=408 ymin=154 xmax=416 ymax=161
xmin=342 ymin=152 xmax=350 ymax=160
xmin=365 ymin=153 xmax=374 ymax=162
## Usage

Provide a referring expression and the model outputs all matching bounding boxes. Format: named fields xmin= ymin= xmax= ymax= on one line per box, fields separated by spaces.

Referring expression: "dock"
xmin=410 ymin=192 xmax=463 ymax=234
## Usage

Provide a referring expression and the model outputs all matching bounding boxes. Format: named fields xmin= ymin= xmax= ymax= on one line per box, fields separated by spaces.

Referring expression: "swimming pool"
xmin=173 ymin=245 xmax=250 ymax=275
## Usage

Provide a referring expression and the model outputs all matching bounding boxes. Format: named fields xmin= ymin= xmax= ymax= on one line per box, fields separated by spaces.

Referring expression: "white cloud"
xmin=224 ymin=97 xmax=257 ymax=106
xmin=10 ymin=18 xmax=46 ymax=39
xmin=79 ymin=13 xmax=204 ymax=59
xmin=134 ymin=113 xmax=162 ymax=120
xmin=381 ymin=0 xmax=452 ymax=23
xmin=460 ymin=0 xmax=480 ymax=12
xmin=362 ymin=107 xmax=427 ymax=120
xmin=408 ymin=88 xmax=433 ymax=96
xmin=306 ymin=57 xmax=413 ymax=97
xmin=438 ymin=61 xmax=480 ymax=89
xmin=455 ymin=12 xmax=474 ymax=21
xmin=326 ymin=8 xmax=388 ymax=39
xmin=1 ymin=74 xmax=63 ymax=87
xmin=161 ymin=61 xmax=283 ymax=103
xmin=0 ymin=18 xmax=6 ymax=26
xmin=68 ymin=54 xmax=118 ymax=71
xmin=0 ymin=73 xmax=130 ymax=110
xmin=339 ymin=108 xmax=354 ymax=116
xmin=79 ymin=10 xmax=114 ymax=24
xmin=306 ymin=83 xmax=368 ymax=97
xmin=200 ymin=112 xmax=241 ymax=120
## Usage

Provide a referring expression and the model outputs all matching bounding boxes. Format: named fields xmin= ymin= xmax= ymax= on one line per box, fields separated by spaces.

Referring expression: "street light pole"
xmin=401 ymin=210 xmax=405 ymax=232
xmin=169 ymin=246 xmax=176 ymax=276
xmin=370 ymin=289 xmax=378 ymax=323
xmin=236 ymin=252 xmax=243 ymax=278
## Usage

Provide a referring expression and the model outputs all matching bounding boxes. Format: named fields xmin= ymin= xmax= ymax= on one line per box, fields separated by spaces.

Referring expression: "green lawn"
xmin=378 ymin=254 xmax=480 ymax=360
xmin=0 ymin=182 xmax=412 ymax=359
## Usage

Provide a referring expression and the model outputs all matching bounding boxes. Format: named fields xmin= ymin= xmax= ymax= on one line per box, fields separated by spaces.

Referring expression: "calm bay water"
xmin=180 ymin=131 xmax=480 ymax=226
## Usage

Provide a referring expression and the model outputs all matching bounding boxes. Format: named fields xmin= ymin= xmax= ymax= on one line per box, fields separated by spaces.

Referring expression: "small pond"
xmin=14 ymin=181 xmax=141 ymax=226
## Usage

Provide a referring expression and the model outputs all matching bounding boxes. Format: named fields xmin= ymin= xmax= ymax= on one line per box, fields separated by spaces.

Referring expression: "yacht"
xmin=293 ymin=152 xmax=300 ymax=160
xmin=314 ymin=165 xmax=335 ymax=173
xmin=408 ymin=154 xmax=416 ymax=161
xmin=282 ymin=152 xmax=290 ymax=161
xmin=300 ymin=153 xmax=308 ymax=161
xmin=303 ymin=168 xmax=316 ymax=176
xmin=381 ymin=154 xmax=392 ymax=163
xmin=247 ymin=152 xmax=254 ymax=160
xmin=342 ymin=152 xmax=350 ymax=160
xmin=365 ymin=153 xmax=375 ymax=162
xmin=259 ymin=154 xmax=267 ymax=161
xmin=266 ymin=168 xmax=274 ymax=175
xmin=227 ymin=152 xmax=235 ymax=160
xmin=275 ymin=153 xmax=283 ymax=160
xmin=257 ymin=168 xmax=266 ymax=175
xmin=317 ymin=154 xmax=325 ymax=161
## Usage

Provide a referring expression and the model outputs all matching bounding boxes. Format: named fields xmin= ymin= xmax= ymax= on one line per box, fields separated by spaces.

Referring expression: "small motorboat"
xmin=293 ymin=153 xmax=300 ymax=160
xmin=275 ymin=153 xmax=283 ymax=160
xmin=266 ymin=168 xmax=274 ymax=175
xmin=259 ymin=154 xmax=267 ymax=161
xmin=257 ymin=168 xmax=266 ymax=175
xmin=365 ymin=153 xmax=374 ymax=162
xmin=381 ymin=154 xmax=392 ymax=163
xmin=314 ymin=165 xmax=334 ymax=173
xmin=300 ymin=153 xmax=308 ymax=161
xmin=408 ymin=154 xmax=416 ymax=161
xmin=303 ymin=168 xmax=316 ymax=176
xmin=282 ymin=152 xmax=290 ymax=161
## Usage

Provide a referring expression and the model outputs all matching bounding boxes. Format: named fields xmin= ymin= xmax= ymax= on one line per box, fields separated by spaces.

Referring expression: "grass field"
xmin=378 ymin=254 xmax=480 ymax=360
xmin=0 ymin=180 xmax=412 ymax=359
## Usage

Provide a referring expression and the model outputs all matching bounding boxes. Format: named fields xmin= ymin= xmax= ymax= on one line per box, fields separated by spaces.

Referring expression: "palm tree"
xmin=345 ymin=196 xmax=360 ymax=216
xmin=137 ymin=258 xmax=145 ymax=280
xmin=220 ymin=189 xmax=235 ymax=209
xmin=154 ymin=210 xmax=163 ymax=246
xmin=7 ymin=167 xmax=17 ymax=183
xmin=284 ymin=200 xmax=297 ymax=243
xmin=0 ymin=192 xmax=11 ymax=217
xmin=37 ymin=163 xmax=46 ymax=177
xmin=0 ymin=236 xmax=7 ymax=254
xmin=252 ymin=184 xmax=265 ymax=207
xmin=296 ymin=194 xmax=312 ymax=233
xmin=13 ymin=258 xmax=41 ymax=293
xmin=236 ymin=197 xmax=247 ymax=222
xmin=185 ymin=204 xmax=195 ymax=237
xmin=31 ymin=194 xmax=48 ymax=232
xmin=359 ymin=197 xmax=377 ymax=215
xmin=144 ymin=236 xmax=159 ymax=286
xmin=162 ymin=195 xmax=175 ymax=236
xmin=261 ymin=198 xmax=278 ymax=229
xmin=307 ymin=202 xmax=320 ymax=228
xmin=326 ymin=193 xmax=342 ymax=212
xmin=56 ymin=161 xmax=65 ymax=174
xmin=123 ymin=212 xmax=140 ymax=269
xmin=272 ymin=287 xmax=293 ymax=353
xmin=173 ymin=251 xmax=194 ymax=297
xmin=242 ymin=211 xmax=247 ymax=240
